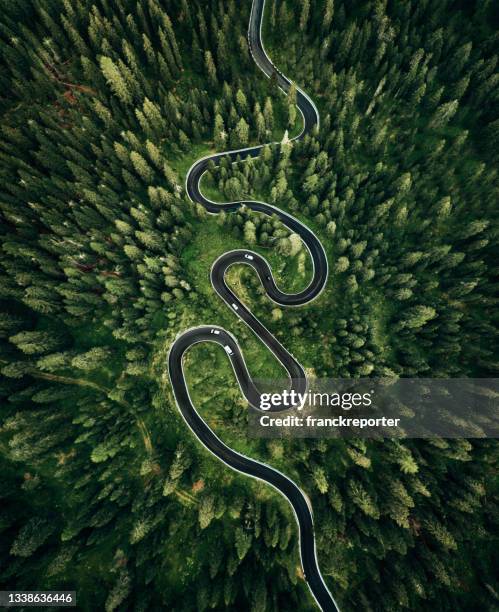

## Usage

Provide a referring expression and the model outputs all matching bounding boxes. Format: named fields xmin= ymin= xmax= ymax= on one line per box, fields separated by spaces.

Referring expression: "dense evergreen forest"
xmin=0 ymin=0 xmax=498 ymax=610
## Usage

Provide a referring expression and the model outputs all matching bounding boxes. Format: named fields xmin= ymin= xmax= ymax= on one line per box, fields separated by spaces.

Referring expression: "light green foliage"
xmin=10 ymin=518 xmax=55 ymax=557
xmin=100 ymin=56 xmax=133 ymax=105
xmin=233 ymin=117 xmax=249 ymax=147
xmin=205 ymin=50 xmax=217 ymax=85
xmin=72 ymin=347 xmax=111 ymax=370
xmin=0 ymin=1 xmax=496 ymax=611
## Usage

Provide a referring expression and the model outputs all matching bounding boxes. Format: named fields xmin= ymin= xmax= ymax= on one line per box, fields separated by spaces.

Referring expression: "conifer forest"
xmin=0 ymin=0 xmax=498 ymax=611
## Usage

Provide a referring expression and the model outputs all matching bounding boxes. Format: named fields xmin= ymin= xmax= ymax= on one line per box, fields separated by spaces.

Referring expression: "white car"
xmin=231 ymin=303 xmax=238 ymax=310
xmin=224 ymin=345 xmax=234 ymax=356
xmin=244 ymin=254 xmax=254 ymax=260
xmin=210 ymin=329 xmax=220 ymax=335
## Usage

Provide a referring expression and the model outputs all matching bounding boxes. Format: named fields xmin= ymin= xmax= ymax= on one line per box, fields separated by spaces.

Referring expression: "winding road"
xmin=168 ymin=1 xmax=339 ymax=610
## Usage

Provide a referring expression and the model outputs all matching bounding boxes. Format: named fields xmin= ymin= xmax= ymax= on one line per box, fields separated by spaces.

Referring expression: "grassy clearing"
xmin=169 ymin=142 xmax=215 ymax=179
xmin=165 ymin=100 xmax=313 ymax=392
xmin=165 ymin=89 xmax=320 ymax=482
xmin=197 ymin=172 xmax=314 ymax=294
xmin=184 ymin=150 xmax=334 ymax=375
xmin=180 ymin=221 xmax=288 ymax=381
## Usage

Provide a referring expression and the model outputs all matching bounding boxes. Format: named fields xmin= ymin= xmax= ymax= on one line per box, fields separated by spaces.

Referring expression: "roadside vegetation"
xmin=0 ymin=0 xmax=497 ymax=611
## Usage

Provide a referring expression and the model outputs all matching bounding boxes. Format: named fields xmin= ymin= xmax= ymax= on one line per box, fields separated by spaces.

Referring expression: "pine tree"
xmin=299 ymin=0 xmax=310 ymax=31
xmin=232 ymin=118 xmax=249 ymax=148
xmin=204 ymin=51 xmax=217 ymax=86
xmin=243 ymin=220 xmax=256 ymax=244
xmin=263 ymin=97 xmax=274 ymax=134
xmin=130 ymin=151 xmax=155 ymax=183
xmin=323 ymin=0 xmax=334 ymax=32
xmin=236 ymin=89 xmax=248 ymax=115
xmin=429 ymin=100 xmax=459 ymax=129
xmin=100 ymin=56 xmax=133 ymax=105
xmin=213 ymin=113 xmax=226 ymax=149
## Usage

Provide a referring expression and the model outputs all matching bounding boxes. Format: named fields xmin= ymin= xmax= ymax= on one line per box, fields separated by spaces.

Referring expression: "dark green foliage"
xmin=0 ymin=0 xmax=497 ymax=611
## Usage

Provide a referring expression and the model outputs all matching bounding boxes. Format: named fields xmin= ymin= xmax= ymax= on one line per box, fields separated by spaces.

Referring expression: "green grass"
xmin=197 ymin=172 xmax=314 ymax=292
xmin=164 ymin=90 xmax=326 ymax=484
xmin=187 ymin=153 xmax=335 ymax=375
xmin=164 ymin=94 xmax=315 ymax=394
xmin=169 ymin=142 xmax=215 ymax=179
xmin=180 ymin=221 xmax=287 ymax=381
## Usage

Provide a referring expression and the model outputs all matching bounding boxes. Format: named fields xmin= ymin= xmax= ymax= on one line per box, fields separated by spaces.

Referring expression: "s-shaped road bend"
xmin=168 ymin=1 xmax=339 ymax=610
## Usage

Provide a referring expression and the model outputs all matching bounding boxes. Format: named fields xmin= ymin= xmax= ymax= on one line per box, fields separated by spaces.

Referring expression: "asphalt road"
xmin=169 ymin=1 xmax=338 ymax=610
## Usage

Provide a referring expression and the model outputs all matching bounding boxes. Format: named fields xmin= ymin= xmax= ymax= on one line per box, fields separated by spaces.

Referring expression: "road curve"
xmin=168 ymin=1 xmax=339 ymax=610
